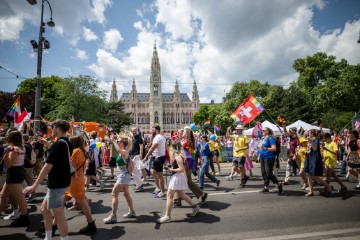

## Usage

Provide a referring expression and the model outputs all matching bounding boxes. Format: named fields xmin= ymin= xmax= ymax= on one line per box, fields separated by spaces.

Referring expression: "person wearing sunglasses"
xmin=259 ymin=128 xmax=283 ymax=194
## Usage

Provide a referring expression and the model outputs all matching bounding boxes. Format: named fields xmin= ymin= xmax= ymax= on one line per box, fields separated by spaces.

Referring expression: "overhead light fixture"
xmin=26 ymin=0 xmax=37 ymax=5
xmin=30 ymin=40 xmax=38 ymax=51
xmin=43 ymin=40 xmax=50 ymax=49
xmin=47 ymin=18 xmax=55 ymax=27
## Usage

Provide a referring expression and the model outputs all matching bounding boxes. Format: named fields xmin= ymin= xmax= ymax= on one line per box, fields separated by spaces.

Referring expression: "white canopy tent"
xmin=243 ymin=120 xmax=282 ymax=136
xmin=286 ymin=120 xmax=330 ymax=133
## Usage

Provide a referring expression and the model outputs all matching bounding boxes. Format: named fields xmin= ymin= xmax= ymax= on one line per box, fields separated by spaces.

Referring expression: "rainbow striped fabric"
xmin=249 ymin=94 xmax=265 ymax=112
xmin=7 ymin=96 xmax=21 ymax=117
xmin=204 ymin=120 xmax=211 ymax=127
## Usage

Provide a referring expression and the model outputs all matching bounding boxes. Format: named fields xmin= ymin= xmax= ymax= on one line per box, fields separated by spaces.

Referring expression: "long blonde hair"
xmin=171 ymin=139 xmax=185 ymax=160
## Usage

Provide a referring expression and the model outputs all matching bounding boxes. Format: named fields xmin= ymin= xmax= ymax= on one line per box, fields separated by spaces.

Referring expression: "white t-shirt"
xmin=152 ymin=134 xmax=166 ymax=157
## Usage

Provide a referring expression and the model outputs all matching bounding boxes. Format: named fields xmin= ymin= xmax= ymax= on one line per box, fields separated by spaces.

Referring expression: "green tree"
xmin=16 ymin=76 xmax=64 ymax=115
xmin=105 ymin=101 xmax=133 ymax=132
xmin=47 ymin=75 xmax=108 ymax=122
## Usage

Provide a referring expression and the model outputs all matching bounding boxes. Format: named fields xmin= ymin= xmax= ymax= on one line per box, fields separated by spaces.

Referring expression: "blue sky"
xmin=0 ymin=0 xmax=359 ymax=104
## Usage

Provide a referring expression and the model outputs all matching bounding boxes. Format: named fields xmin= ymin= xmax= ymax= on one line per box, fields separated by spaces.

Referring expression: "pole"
xmin=34 ymin=0 xmax=44 ymax=133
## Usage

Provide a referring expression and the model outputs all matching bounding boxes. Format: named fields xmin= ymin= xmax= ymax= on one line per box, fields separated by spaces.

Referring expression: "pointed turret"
xmin=192 ymin=79 xmax=199 ymax=111
xmin=110 ymin=79 xmax=118 ymax=102
xmin=131 ymin=77 xmax=137 ymax=100
xmin=174 ymin=79 xmax=180 ymax=100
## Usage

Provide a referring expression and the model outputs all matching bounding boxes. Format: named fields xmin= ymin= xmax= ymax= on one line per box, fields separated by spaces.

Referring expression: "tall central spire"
xmin=150 ymin=40 xmax=161 ymax=99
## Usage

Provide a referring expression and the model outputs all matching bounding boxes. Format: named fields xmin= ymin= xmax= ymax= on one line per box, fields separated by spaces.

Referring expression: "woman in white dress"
xmin=157 ymin=139 xmax=200 ymax=223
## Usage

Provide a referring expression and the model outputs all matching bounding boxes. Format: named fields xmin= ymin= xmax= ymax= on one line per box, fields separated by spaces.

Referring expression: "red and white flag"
xmin=230 ymin=94 xmax=265 ymax=125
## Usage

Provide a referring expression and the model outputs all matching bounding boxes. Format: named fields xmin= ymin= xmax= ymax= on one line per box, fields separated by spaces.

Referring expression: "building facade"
xmin=112 ymin=43 xmax=200 ymax=132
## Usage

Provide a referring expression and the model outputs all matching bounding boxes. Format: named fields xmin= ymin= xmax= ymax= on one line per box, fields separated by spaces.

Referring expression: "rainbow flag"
xmin=250 ymin=94 xmax=265 ymax=112
xmin=40 ymin=115 xmax=52 ymax=127
xmin=6 ymin=96 xmax=21 ymax=118
xmin=204 ymin=120 xmax=211 ymax=127
xmin=214 ymin=125 xmax=220 ymax=131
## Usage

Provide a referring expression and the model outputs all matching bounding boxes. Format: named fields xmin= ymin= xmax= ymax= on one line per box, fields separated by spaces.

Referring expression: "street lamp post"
xmin=27 ymin=0 xmax=55 ymax=132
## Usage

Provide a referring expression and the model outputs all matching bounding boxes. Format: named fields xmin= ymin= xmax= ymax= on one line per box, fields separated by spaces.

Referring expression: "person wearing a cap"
xmin=226 ymin=124 xmax=249 ymax=188
xmin=323 ymin=132 xmax=347 ymax=193
xmin=277 ymin=125 xmax=300 ymax=185
xmin=296 ymin=137 xmax=309 ymax=190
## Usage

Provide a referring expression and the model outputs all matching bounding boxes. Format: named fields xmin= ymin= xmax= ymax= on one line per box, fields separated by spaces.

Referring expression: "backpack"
xmin=24 ymin=143 xmax=36 ymax=165
xmin=86 ymin=148 xmax=95 ymax=163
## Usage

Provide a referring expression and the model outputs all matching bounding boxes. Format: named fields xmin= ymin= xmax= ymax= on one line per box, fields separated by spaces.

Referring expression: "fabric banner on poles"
xmin=230 ymin=94 xmax=265 ymax=125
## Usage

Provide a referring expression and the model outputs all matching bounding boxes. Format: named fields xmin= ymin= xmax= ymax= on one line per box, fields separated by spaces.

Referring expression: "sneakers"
xmin=123 ymin=211 xmax=136 ymax=218
xmin=152 ymin=189 xmax=161 ymax=195
xmin=260 ymin=188 xmax=269 ymax=194
xmin=79 ymin=220 xmax=97 ymax=234
xmin=173 ymin=201 xmax=182 ymax=208
xmin=190 ymin=205 xmax=200 ymax=217
xmin=301 ymin=184 xmax=308 ymax=190
xmin=278 ymin=183 xmax=284 ymax=195
xmin=26 ymin=196 xmax=36 ymax=203
xmin=338 ymin=186 xmax=347 ymax=194
xmin=216 ymin=180 xmax=220 ymax=187
xmin=10 ymin=214 xmax=30 ymax=227
xmin=243 ymin=175 xmax=249 ymax=184
xmin=134 ymin=185 xmax=144 ymax=192
xmin=103 ymin=214 xmax=117 ymax=224
xmin=3 ymin=211 xmax=20 ymax=221
xmin=354 ymin=183 xmax=360 ymax=190
xmin=157 ymin=215 xmax=171 ymax=223
xmin=225 ymin=175 xmax=233 ymax=181
xmin=200 ymin=192 xmax=208 ymax=204
xmin=155 ymin=192 xmax=166 ymax=198
xmin=100 ymin=181 xmax=105 ymax=190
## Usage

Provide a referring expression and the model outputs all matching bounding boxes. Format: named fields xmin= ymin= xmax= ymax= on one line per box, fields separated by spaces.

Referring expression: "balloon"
xmin=96 ymin=142 xmax=102 ymax=148
xmin=210 ymin=134 xmax=216 ymax=141
xmin=90 ymin=142 xmax=96 ymax=149
xmin=190 ymin=123 xmax=196 ymax=130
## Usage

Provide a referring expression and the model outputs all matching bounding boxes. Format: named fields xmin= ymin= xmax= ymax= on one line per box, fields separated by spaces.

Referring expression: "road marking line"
xmin=247 ymin=228 xmax=360 ymax=240
xmin=208 ymin=190 xmax=260 ymax=196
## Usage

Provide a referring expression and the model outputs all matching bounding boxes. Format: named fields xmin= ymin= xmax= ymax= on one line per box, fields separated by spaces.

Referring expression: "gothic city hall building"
xmin=110 ymin=43 xmax=200 ymax=133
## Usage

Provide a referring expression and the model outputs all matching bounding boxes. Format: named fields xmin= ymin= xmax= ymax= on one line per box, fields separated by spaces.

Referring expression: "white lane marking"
xmin=247 ymin=228 xmax=360 ymax=240
xmin=208 ymin=190 xmax=261 ymax=196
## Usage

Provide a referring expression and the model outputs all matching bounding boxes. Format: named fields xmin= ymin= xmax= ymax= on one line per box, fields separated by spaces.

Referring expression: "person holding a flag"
xmin=226 ymin=124 xmax=249 ymax=188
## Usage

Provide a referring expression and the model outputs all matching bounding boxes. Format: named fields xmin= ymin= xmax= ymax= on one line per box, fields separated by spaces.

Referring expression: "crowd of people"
xmin=0 ymin=118 xmax=359 ymax=239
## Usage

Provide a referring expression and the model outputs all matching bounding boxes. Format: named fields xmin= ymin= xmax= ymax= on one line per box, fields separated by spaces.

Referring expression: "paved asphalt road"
xmin=0 ymin=161 xmax=359 ymax=240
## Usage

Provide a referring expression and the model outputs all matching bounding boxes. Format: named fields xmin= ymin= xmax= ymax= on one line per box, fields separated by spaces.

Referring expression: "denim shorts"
xmin=116 ymin=168 xmax=131 ymax=184
xmin=45 ymin=187 xmax=67 ymax=209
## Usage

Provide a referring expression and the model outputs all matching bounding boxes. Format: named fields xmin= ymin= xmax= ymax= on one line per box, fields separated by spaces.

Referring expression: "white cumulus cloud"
xmin=103 ymin=28 xmax=123 ymax=52
xmin=83 ymin=27 xmax=98 ymax=41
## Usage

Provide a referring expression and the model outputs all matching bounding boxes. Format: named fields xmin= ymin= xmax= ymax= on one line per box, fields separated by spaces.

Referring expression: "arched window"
xmin=154 ymin=84 xmax=158 ymax=96
xmin=186 ymin=112 xmax=189 ymax=123
xmin=163 ymin=112 xmax=166 ymax=123
xmin=155 ymin=111 xmax=159 ymax=123
xmin=142 ymin=113 xmax=145 ymax=125
xmin=167 ymin=113 xmax=170 ymax=124
xmin=171 ymin=113 xmax=174 ymax=124
xmin=146 ymin=113 xmax=150 ymax=124
xmin=138 ymin=113 xmax=141 ymax=124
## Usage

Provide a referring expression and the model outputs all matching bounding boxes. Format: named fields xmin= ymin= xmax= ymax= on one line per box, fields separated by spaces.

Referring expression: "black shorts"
xmin=232 ymin=157 xmax=246 ymax=167
xmin=212 ymin=150 xmax=219 ymax=157
xmin=152 ymin=156 xmax=167 ymax=172
xmin=6 ymin=166 xmax=25 ymax=184
xmin=85 ymin=161 xmax=96 ymax=176
xmin=109 ymin=157 xmax=117 ymax=168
